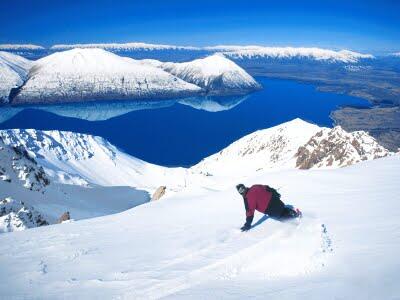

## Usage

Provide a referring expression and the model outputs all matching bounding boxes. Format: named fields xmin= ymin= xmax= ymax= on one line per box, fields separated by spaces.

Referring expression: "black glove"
xmin=241 ymin=224 xmax=251 ymax=232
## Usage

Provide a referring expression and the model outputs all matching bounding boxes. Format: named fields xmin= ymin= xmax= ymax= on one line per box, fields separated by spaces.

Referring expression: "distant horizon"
xmin=0 ymin=41 xmax=398 ymax=55
xmin=1 ymin=0 xmax=399 ymax=54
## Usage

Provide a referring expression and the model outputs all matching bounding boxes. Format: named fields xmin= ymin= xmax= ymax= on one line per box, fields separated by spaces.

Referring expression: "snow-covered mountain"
xmin=194 ymin=119 xmax=390 ymax=176
xmin=220 ymin=47 xmax=374 ymax=63
xmin=11 ymin=48 xmax=202 ymax=104
xmin=160 ymin=54 xmax=262 ymax=95
xmin=0 ymin=51 xmax=32 ymax=103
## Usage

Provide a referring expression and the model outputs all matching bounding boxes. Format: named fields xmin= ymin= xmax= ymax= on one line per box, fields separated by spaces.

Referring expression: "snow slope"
xmin=0 ymin=153 xmax=398 ymax=299
xmin=217 ymin=46 xmax=373 ymax=63
xmin=0 ymin=51 xmax=32 ymax=103
xmin=160 ymin=54 xmax=262 ymax=95
xmin=194 ymin=119 xmax=390 ymax=176
xmin=12 ymin=48 xmax=202 ymax=104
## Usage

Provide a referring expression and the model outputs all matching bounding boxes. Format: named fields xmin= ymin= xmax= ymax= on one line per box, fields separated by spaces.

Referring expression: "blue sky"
xmin=1 ymin=0 xmax=399 ymax=52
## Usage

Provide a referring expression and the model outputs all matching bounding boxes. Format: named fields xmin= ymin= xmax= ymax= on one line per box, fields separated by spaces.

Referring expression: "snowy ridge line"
xmin=221 ymin=47 xmax=374 ymax=63
xmin=0 ymin=44 xmax=45 ymax=50
xmin=51 ymin=42 xmax=201 ymax=51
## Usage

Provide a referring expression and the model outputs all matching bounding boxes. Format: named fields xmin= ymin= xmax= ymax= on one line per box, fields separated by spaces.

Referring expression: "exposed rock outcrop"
xmin=152 ymin=186 xmax=167 ymax=201
xmin=0 ymin=197 xmax=48 ymax=233
xmin=295 ymin=126 xmax=390 ymax=169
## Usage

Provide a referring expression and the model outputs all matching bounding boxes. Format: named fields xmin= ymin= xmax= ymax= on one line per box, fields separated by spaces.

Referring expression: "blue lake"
xmin=0 ymin=77 xmax=370 ymax=166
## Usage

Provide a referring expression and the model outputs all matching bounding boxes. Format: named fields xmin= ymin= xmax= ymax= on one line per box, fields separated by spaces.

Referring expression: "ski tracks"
xmin=120 ymin=217 xmax=333 ymax=299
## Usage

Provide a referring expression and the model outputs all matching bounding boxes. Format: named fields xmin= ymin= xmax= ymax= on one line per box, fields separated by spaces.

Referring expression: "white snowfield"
xmin=12 ymin=48 xmax=202 ymax=104
xmin=0 ymin=154 xmax=398 ymax=299
xmin=221 ymin=46 xmax=374 ymax=63
xmin=160 ymin=54 xmax=262 ymax=95
xmin=0 ymin=51 xmax=32 ymax=103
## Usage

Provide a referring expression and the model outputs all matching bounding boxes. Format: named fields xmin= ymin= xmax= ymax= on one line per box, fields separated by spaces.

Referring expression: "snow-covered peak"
xmin=11 ymin=48 xmax=202 ymax=104
xmin=0 ymin=52 xmax=32 ymax=103
xmin=0 ymin=197 xmax=48 ymax=233
xmin=295 ymin=126 xmax=390 ymax=169
xmin=0 ymin=44 xmax=45 ymax=51
xmin=51 ymin=42 xmax=200 ymax=51
xmin=194 ymin=118 xmax=390 ymax=176
xmin=194 ymin=118 xmax=322 ymax=175
xmin=161 ymin=54 xmax=261 ymax=95
xmin=220 ymin=46 xmax=374 ymax=63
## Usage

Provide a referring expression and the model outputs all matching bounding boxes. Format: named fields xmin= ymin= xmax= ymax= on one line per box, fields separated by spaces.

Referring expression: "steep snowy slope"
xmin=11 ymin=48 xmax=202 ymax=104
xmin=194 ymin=119 xmax=390 ymax=175
xmin=0 ymin=134 xmax=150 ymax=230
xmin=160 ymin=54 xmax=261 ymax=95
xmin=0 ymin=129 xmax=189 ymax=191
xmin=0 ymin=51 xmax=32 ymax=103
xmin=0 ymin=154 xmax=398 ymax=299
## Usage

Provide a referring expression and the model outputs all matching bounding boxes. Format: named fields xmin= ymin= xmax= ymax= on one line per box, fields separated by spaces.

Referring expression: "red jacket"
xmin=243 ymin=185 xmax=285 ymax=226
xmin=244 ymin=185 xmax=272 ymax=217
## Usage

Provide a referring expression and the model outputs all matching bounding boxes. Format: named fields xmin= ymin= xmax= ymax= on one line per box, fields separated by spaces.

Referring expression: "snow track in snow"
xmin=122 ymin=217 xmax=332 ymax=299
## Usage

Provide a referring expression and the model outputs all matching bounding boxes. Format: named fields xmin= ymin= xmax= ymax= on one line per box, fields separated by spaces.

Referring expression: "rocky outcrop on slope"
xmin=0 ymin=197 xmax=48 ymax=233
xmin=0 ymin=136 xmax=50 ymax=191
xmin=152 ymin=186 xmax=167 ymax=201
xmin=295 ymin=126 xmax=390 ymax=169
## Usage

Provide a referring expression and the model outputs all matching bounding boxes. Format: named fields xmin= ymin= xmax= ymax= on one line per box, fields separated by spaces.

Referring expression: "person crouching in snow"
xmin=236 ymin=183 xmax=301 ymax=231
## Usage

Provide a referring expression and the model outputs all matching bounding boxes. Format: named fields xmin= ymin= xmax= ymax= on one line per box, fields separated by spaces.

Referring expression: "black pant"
xmin=279 ymin=207 xmax=298 ymax=219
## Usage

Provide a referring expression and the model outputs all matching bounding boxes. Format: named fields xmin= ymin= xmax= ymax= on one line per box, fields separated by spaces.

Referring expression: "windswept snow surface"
xmin=0 ymin=153 xmax=399 ymax=299
xmin=160 ymin=54 xmax=262 ymax=95
xmin=0 ymin=51 xmax=32 ymax=103
xmin=221 ymin=46 xmax=374 ymax=63
xmin=12 ymin=48 xmax=202 ymax=104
